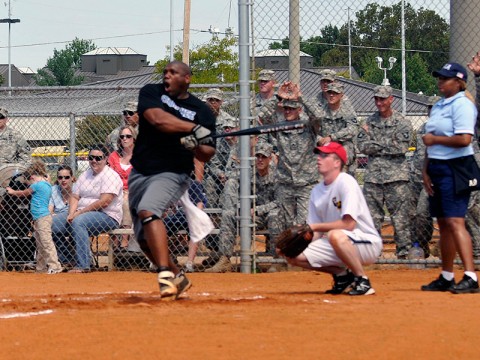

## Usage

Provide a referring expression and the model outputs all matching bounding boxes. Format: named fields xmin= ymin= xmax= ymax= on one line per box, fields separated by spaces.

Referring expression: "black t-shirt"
xmin=131 ymin=84 xmax=216 ymax=175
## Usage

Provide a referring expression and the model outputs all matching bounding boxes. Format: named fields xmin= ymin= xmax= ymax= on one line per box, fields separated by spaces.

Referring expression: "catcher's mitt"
xmin=277 ymin=81 xmax=302 ymax=101
xmin=275 ymin=224 xmax=314 ymax=258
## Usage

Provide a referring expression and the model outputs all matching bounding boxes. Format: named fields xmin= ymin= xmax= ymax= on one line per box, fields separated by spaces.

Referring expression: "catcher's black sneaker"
xmin=421 ymin=274 xmax=454 ymax=292
xmin=449 ymin=275 xmax=480 ymax=294
xmin=173 ymin=269 xmax=192 ymax=299
xmin=348 ymin=276 xmax=375 ymax=296
xmin=158 ymin=270 xmax=178 ymax=300
xmin=325 ymin=271 xmax=355 ymax=294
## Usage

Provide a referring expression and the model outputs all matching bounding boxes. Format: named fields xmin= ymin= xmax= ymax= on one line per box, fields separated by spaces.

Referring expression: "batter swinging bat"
xmin=213 ymin=120 xmax=307 ymax=139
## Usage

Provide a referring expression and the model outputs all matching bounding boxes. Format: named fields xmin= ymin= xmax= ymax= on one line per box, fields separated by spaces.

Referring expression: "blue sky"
xmin=0 ymin=0 xmax=237 ymax=71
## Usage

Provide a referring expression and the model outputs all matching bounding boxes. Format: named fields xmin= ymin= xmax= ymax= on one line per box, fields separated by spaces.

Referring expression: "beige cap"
xmin=255 ymin=142 xmax=273 ymax=157
xmin=320 ymin=69 xmax=336 ymax=81
xmin=326 ymin=82 xmax=344 ymax=94
xmin=205 ymin=88 xmax=223 ymax=101
xmin=222 ymin=117 xmax=239 ymax=128
xmin=258 ymin=69 xmax=275 ymax=81
xmin=373 ymin=85 xmax=393 ymax=98
xmin=124 ymin=101 xmax=138 ymax=112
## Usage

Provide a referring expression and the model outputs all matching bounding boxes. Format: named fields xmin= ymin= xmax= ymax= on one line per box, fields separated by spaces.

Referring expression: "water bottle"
xmin=407 ymin=242 xmax=425 ymax=269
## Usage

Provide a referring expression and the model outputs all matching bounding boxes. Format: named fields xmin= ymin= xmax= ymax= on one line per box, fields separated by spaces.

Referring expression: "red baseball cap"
xmin=313 ymin=142 xmax=348 ymax=164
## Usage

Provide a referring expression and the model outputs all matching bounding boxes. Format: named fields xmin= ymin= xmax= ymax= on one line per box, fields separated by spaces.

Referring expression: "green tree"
xmin=155 ymin=35 xmax=239 ymax=84
xmin=76 ymin=115 xmax=120 ymax=149
xmin=35 ymin=38 xmax=96 ymax=86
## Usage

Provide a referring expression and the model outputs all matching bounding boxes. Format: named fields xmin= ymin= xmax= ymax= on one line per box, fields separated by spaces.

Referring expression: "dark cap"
xmin=432 ymin=62 xmax=468 ymax=82
xmin=314 ymin=141 xmax=348 ymax=164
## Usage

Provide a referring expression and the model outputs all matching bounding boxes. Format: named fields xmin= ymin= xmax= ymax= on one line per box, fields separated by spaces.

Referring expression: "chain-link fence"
xmin=2 ymin=0 xmax=480 ymax=273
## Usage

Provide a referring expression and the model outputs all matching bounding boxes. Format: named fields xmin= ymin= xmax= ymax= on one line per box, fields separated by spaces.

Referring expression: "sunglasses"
xmin=119 ymin=134 xmax=133 ymax=139
xmin=0 ymin=115 xmax=5 ymax=120
xmin=123 ymin=110 xmax=135 ymax=117
xmin=88 ymin=155 xmax=104 ymax=161
xmin=57 ymin=176 xmax=71 ymax=180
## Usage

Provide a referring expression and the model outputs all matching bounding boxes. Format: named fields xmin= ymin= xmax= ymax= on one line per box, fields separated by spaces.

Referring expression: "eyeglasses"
xmin=88 ymin=155 xmax=104 ymax=161
xmin=119 ymin=134 xmax=133 ymax=139
xmin=123 ymin=110 xmax=136 ymax=117
xmin=57 ymin=176 xmax=71 ymax=180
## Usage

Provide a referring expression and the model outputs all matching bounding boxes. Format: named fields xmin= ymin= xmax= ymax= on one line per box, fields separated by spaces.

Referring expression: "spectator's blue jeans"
xmin=52 ymin=211 xmax=72 ymax=265
xmin=52 ymin=211 xmax=119 ymax=269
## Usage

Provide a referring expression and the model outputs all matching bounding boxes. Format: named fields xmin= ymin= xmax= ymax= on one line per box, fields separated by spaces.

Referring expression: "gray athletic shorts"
xmin=128 ymin=169 xmax=190 ymax=241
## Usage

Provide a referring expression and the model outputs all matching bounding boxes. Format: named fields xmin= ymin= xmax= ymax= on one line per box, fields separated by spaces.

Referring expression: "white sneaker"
xmin=185 ymin=261 xmax=194 ymax=273
xmin=46 ymin=268 xmax=63 ymax=274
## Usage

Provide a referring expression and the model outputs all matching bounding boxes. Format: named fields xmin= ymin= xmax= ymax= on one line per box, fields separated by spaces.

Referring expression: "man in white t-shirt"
xmin=280 ymin=142 xmax=382 ymax=295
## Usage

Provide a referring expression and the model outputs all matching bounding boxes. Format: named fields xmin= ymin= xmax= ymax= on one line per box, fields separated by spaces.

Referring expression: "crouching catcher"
xmin=276 ymin=142 xmax=382 ymax=296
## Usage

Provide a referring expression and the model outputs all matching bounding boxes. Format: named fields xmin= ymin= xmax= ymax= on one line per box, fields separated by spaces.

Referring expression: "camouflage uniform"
xmin=467 ymin=75 xmax=480 ymax=258
xmin=357 ymin=95 xmax=414 ymax=258
xmin=258 ymin=100 xmax=320 ymax=230
xmin=410 ymin=122 xmax=433 ymax=256
xmin=0 ymin=126 xmax=31 ymax=166
xmin=216 ymin=143 xmax=241 ymax=258
xmin=316 ymin=83 xmax=360 ymax=175
xmin=203 ymin=117 xmax=238 ymax=207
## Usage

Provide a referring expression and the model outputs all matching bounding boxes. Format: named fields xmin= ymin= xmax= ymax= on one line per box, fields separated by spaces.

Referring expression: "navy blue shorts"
xmin=427 ymin=160 xmax=470 ymax=218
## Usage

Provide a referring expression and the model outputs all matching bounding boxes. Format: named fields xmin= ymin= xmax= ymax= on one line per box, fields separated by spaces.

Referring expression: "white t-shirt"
xmin=307 ymin=172 xmax=381 ymax=245
xmin=73 ymin=166 xmax=123 ymax=224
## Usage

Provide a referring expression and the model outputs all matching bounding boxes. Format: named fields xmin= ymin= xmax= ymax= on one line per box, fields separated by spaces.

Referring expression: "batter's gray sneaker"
xmin=173 ymin=269 xmax=192 ymax=299
xmin=158 ymin=270 xmax=178 ymax=300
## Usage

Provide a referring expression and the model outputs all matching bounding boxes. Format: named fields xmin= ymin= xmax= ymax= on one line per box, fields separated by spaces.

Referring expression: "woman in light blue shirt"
xmin=421 ymin=62 xmax=479 ymax=294
xmin=49 ymin=165 xmax=75 ymax=267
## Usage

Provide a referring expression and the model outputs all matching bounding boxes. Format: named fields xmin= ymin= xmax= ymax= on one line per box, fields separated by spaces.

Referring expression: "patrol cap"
xmin=320 ymin=69 xmax=336 ymax=81
xmin=373 ymin=85 xmax=393 ymax=98
xmin=124 ymin=101 xmax=138 ymax=112
xmin=255 ymin=142 xmax=273 ymax=157
xmin=222 ymin=117 xmax=239 ymax=128
xmin=427 ymin=95 xmax=441 ymax=107
xmin=326 ymin=82 xmax=344 ymax=94
xmin=205 ymin=88 xmax=223 ymax=101
xmin=432 ymin=62 xmax=468 ymax=82
xmin=0 ymin=107 xmax=8 ymax=118
xmin=280 ymin=99 xmax=302 ymax=109
xmin=258 ymin=69 xmax=275 ymax=81
xmin=314 ymin=141 xmax=348 ymax=164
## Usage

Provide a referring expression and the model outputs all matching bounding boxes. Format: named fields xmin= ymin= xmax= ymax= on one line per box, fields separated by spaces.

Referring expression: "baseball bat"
xmin=213 ymin=120 xmax=307 ymax=139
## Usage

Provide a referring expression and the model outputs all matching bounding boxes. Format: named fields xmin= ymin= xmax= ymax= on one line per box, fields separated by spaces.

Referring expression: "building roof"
xmin=83 ymin=47 xmax=145 ymax=56
xmin=255 ymin=49 xmax=313 ymax=58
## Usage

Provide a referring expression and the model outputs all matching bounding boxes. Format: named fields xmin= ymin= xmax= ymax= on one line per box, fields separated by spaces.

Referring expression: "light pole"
xmin=0 ymin=13 xmax=20 ymax=87
xmin=375 ymin=56 xmax=397 ymax=86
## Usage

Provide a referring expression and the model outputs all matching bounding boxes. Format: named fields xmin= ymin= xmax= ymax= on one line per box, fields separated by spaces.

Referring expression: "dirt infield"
xmin=0 ymin=268 xmax=478 ymax=360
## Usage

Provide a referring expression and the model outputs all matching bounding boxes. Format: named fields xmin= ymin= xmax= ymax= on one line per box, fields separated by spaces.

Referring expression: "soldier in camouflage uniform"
xmin=315 ymin=82 xmax=359 ymax=175
xmin=204 ymin=129 xmax=242 ymax=272
xmin=410 ymin=96 xmax=441 ymax=258
xmin=357 ymin=85 xmax=414 ymax=258
xmin=316 ymin=69 xmax=356 ymax=114
xmin=466 ymin=54 xmax=480 ymax=258
xmin=106 ymin=101 xmax=139 ymax=152
xmin=202 ymin=114 xmax=238 ymax=207
xmin=204 ymin=88 xmax=236 ymax=133
xmin=205 ymin=142 xmax=280 ymax=272
xmin=0 ymin=107 xmax=31 ymax=166
xmin=258 ymin=82 xmax=320 ymax=231
xmin=253 ymin=70 xmax=277 ymax=114
xmin=252 ymin=142 xmax=281 ymax=254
